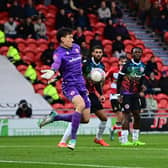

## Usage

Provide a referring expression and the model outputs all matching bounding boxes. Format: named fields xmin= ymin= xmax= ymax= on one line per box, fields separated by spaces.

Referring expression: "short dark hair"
xmin=91 ymin=45 xmax=103 ymax=53
xmin=119 ymin=56 xmax=127 ymax=61
xmin=56 ymin=27 xmax=73 ymax=43
xmin=131 ymin=47 xmax=143 ymax=54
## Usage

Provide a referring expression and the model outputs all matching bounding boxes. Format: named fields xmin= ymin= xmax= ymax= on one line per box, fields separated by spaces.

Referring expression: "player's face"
xmin=119 ymin=58 xmax=127 ymax=66
xmin=92 ymin=49 xmax=103 ymax=61
xmin=132 ymin=48 xmax=142 ymax=62
xmin=61 ymin=34 xmax=74 ymax=48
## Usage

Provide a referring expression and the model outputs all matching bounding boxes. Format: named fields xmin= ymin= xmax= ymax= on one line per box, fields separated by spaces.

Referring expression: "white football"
xmin=90 ymin=68 xmax=105 ymax=82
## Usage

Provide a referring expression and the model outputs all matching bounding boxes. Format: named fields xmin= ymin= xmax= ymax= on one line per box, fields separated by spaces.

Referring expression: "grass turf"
xmin=0 ymin=134 xmax=167 ymax=168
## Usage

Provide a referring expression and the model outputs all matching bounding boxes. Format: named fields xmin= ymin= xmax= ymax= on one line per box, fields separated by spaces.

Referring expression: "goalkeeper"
xmin=39 ymin=27 xmax=91 ymax=150
xmin=58 ymin=45 xmax=109 ymax=147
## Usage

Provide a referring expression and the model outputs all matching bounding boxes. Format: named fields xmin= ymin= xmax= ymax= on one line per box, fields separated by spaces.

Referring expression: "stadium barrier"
xmin=0 ymin=107 xmax=168 ymax=136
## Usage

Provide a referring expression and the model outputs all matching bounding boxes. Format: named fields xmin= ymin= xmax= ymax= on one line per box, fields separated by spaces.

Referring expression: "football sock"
xmin=132 ymin=129 xmax=139 ymax=142
xmin=121 ymin=130 xmax=129 ymax=144
xmin=71 ymin=112 xmax=81 ymax=140
xmin=54 ymin=113 xmax=72 ymax=122
xmin=60 ymin=122 xmax=71 ymax=143
xmin=96 ymin=121 xmax=106 ymax=140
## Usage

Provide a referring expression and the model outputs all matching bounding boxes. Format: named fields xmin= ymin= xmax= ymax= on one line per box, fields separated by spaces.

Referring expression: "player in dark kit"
xmin=57 ymin=45 xmax=109 ymax=147
xmin=39 ymin=28 xmax=91 ymax=150
xmin=117 ymin=47 xmax=146 ymax=146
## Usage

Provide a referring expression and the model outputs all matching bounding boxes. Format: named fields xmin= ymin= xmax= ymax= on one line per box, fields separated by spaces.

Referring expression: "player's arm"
xmin=117 ymin=64 xmax=127 ymax=93
xmin=41 ymin=52 xmax=62 ymax=79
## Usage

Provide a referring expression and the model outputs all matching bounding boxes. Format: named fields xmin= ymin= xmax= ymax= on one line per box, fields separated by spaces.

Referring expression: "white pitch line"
xmin=0 ymin=145 xmax=168 ymax=152
xmin=0 ymin=160 xmax=143 ymax=168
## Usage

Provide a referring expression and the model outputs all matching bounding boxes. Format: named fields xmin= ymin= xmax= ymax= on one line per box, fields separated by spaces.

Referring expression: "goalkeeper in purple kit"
xmin=39 ymin=27 xmax=91 ymax=150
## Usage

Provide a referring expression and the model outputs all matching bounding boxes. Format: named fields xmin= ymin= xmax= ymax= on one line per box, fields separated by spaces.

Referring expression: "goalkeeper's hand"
xmin=41 ymin=69 xmax=55 ymax=79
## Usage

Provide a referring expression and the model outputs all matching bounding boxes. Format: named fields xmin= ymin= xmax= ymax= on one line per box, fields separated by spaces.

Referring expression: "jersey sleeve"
xmin=51 ymin=51 xmax=62 ymax=71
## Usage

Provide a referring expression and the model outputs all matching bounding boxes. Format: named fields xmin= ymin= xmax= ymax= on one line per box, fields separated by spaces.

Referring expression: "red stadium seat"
xmin=25 ymin=38 xmax=37 ymax=50
xmin=93 ymin=22 xmax=106 ymax=34
xmin=83 ymin=30 xmax=94 ymax=44
xmin=87 ymin=14 xmax=98 ymax=27
xmin=0 ymin=46 xmax=8 ymax=55
xmin=16 ymin=64 xmax=28 ymax=74
xmin=134 ymin=39 xmax=145 ymax=49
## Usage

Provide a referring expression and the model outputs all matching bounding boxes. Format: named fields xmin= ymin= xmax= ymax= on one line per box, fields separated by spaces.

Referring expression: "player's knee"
xmin=76 ymin=102 xmax=85 ymax=112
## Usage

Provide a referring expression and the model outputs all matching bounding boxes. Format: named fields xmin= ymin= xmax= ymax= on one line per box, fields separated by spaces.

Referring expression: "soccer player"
xmin=106 ymin=56 xmax=128 ymax=143
xmin=57 ymin=45 xmax=109 ymax=147
xmin=39 ymin=27 xmax=91 ymax=150
xmin=117 ymin=47 xmax=146 ymax=146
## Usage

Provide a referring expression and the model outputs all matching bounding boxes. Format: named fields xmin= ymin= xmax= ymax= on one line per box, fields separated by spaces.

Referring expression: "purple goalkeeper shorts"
xmin=62 ymin=83 xmax=91 ymax=108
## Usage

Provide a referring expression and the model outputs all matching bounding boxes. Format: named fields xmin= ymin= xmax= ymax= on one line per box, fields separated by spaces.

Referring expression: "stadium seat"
xmin=0 ymin=46 xmax=8 ymax=55
xmin=16 ymin=64 xmax=28 ymax=75
xmin=26 ymin=38 xmax=37 ymax=50
xmin=134 ymin=39 xmax=145 ymax=49
xmin=93 ymin=22 xmax=106 ymax=34
xmin=36 ymin=4 xmax=48 ymax=14
xmin=83 ymin=30 xmax=94 ymax=44
xmin=123 ymin=40 xmax=134 ymax=53
xmin=87 ymin=14 xmax=98 ymax=27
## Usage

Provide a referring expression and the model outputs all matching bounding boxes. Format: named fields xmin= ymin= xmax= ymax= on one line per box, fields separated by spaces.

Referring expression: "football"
xmin=90 ymin=68 xmax=106 ymax=82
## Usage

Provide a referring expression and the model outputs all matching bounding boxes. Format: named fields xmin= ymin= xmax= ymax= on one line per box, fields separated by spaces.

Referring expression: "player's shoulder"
xmin=72 ymin=43 xmax=80 ymax=49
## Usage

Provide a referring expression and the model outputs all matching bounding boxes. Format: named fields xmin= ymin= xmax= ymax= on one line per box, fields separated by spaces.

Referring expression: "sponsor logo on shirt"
xmin=69 ymin=56 xmax=81 ymax=62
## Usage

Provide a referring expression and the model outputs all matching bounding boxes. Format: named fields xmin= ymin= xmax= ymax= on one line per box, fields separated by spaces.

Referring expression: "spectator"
xmin=16 ymin=99 xmax=32 ymax=118
xmin=43 ymin=81 xmax=65 ymax=105
xmin=90 ymin=33 xmax=102 ymax=49
xmin=109 ymin=1 xmax=123 ymax=23
xmin=40 ymin=42 xmax=55 ymax=66
xmin=73 ymin=26 xmax=85 ymax=45
xmin=159 ymin=71 xmax=168 ymax=95
xmin=113 ymin=20 xmax=130 ymax=40
xmin=66 ymin=14 xmax=76 ymax=30
xmin=55 ymin=8 xmax=69 ymax=29
xmin=157 ymin=14 xmax=168 ymax=39
xmin=145 ymin=56 xmax=158 ymax=76
xmin=6 ymin=43 xmax=21 ymax=66
xmin=24 ymin=63 xmax=38 ymax=84
xmin=0 ymin=24 xmax=6 ymax=45
xmin=16 ymin=17 xmax=36 ymax=39
xmin=149 ymin=1 xmax=161 ymax=32
xmin=97 ymin=0 xmax=111 ymax=23
xmin=145 ymin=72 xmax=161 ymax=95
xmin=4 ymin=17 xmax=17 ymax=39
xmin=8 ymin=0 xmax=25 ymax=21
xmin=75 ymin=8 xmax=91 ymax=30
xmin=103 ymin=19 xmax=115 ymax=41
xmin=24 ymin=0 xmax=38 ymax=18
xmin=80 ymin=41 xmax=90 ymax=60
xmin=112 ymin=35 xmax=126 ymax=58
xmin=34 ymin=17 xmax=47 ymax=39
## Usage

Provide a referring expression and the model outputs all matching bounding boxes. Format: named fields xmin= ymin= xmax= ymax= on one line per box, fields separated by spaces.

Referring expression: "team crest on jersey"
xmin=75 ymin=48 xmax=79 ymax=53
xmin=124 ymin=104 xmax=130 ymax=109
xmin=53 ymin=54 xmax=58 ymax=59
xmin=70 ymin=90 xmax=75 ymax=96
xmin=140 ymin=67 xmax=144 ymax=72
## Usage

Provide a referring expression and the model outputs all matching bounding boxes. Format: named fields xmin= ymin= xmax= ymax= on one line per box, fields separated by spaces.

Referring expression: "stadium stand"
xmin=0 ymin=56 xmax=52 ymax=116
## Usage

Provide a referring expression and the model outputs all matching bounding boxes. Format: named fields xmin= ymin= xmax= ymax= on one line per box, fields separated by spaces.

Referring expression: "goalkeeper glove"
xmin=41 ymin=69 xmax=55 ymax=79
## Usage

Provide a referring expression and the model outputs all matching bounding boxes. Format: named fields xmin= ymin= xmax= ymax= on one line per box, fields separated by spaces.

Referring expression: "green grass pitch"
xmin=0 ymin=134 xmax=167 ymax=168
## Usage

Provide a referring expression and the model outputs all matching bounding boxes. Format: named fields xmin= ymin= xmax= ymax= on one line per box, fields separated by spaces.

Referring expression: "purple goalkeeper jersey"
xmin=51 ymin=43 xmax=85 ymax=85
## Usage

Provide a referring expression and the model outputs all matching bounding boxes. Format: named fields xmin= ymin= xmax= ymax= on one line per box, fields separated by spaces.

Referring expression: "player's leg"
xmin=131 ymin=95 xmax=146 ymax=146
xmin=121 ymin=95 xmax=133 ymax=146
xmin=110 ymin=99 xmax=123 ymax=142
xmin=89 ymin=93 xmax=109 ymax=146
xmin=58 ymin=122 xmax=71 ymax=147
xmin=67 ymin=95 xmax=86 ymax=150
xmin=94 ymin=109 xmax=109 ymax=146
